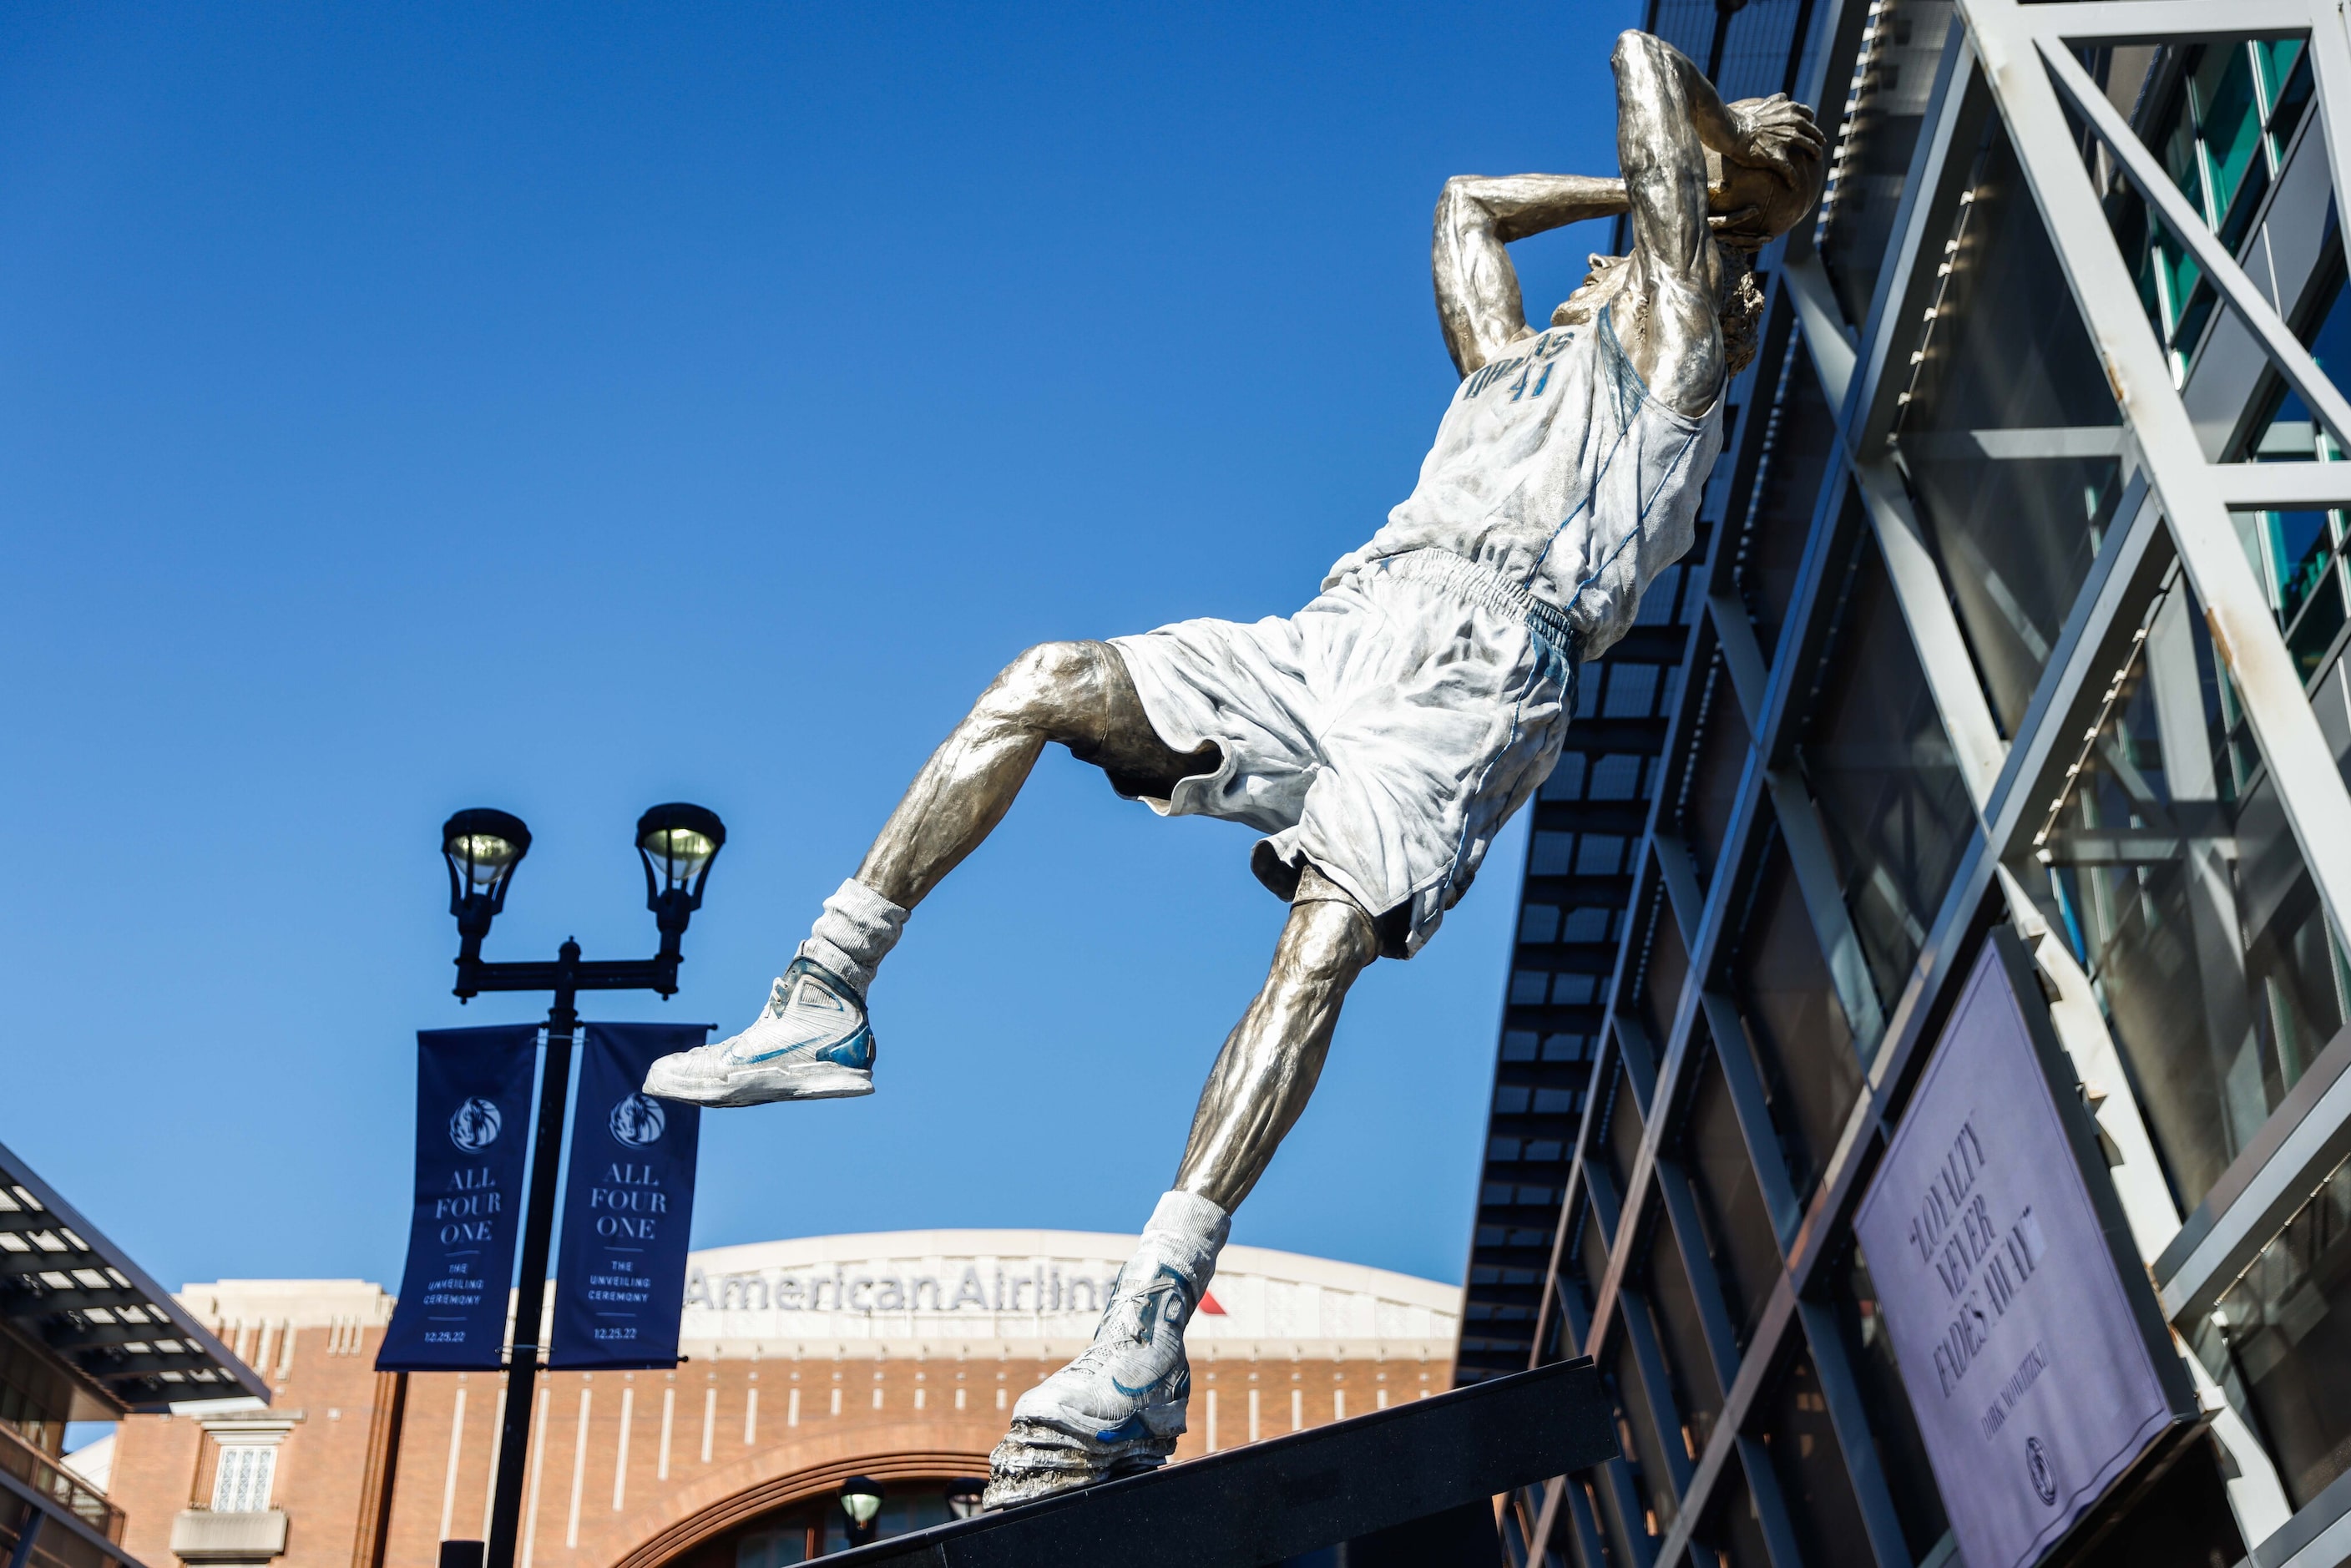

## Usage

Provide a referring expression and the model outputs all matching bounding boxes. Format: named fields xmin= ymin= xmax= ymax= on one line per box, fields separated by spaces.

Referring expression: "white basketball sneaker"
xmin=640 ymin=956 xmax=875 ymax=1107
xmin=984 ymin=1192 xmax=1229 ymax=1509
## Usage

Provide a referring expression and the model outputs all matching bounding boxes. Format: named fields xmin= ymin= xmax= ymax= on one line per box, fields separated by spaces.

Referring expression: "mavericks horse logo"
xmin=448 ymin=1097 xmax=503 ymax=1153
xmin=2026 ymin=1436 xmax=2057 ymax=1505
xmin=610 ymin=1093 xmax=666 ymax=1148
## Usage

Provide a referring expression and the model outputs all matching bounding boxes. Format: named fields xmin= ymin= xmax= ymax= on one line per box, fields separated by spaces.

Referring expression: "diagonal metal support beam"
xmin=2038 ymin=37 xmax=2351 ymax=451
xmin=1853 ymin=460 xmax=2009 ymax=810
xmin=1780 ymin=254 xmax=1856 ymax=410
xmin=2303 ymin=0 xmax=2351 ymax=266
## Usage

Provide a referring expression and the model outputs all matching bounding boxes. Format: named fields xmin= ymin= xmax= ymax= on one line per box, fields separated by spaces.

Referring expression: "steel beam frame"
xmin=1503 ymin=3 xmax=2351 ymax=1565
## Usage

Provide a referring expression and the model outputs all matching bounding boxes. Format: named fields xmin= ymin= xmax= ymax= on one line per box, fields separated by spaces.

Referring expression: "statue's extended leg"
xmin=643 ymin=641 xmax=1212 ymax=1109
xmin=985 ymin=881 xmax=1378 ymax=1508
xmin=1170 ymin=877 xmax=1381 ymax=1210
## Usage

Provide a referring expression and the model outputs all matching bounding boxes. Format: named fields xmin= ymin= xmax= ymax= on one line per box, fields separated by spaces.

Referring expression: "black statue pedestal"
xmin=830 ymin=1357 xmax=1615 ymax=1568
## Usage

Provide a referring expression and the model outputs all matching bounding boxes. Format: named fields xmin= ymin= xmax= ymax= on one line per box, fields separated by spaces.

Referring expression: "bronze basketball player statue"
xmin=644 ymin=30 xmax=1823 ymax=1507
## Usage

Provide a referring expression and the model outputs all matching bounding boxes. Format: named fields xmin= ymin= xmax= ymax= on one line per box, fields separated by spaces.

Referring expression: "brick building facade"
xmin=106 ymin=1232 xmax=1458 ymax=1565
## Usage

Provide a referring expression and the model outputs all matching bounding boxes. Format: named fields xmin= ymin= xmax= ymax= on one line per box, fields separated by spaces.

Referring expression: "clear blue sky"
xmin=2 ymin=3 xmax=1635 ymax=1293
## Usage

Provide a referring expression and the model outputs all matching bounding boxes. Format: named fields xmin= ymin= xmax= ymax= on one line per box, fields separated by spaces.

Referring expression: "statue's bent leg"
xmin=643 ymin=640 xmax=1214 ymax=1110
xmin=984 ymin=873 xmax=1378 ymax=1509
xmin=857 ymin=640 xmax=1216 ymax=909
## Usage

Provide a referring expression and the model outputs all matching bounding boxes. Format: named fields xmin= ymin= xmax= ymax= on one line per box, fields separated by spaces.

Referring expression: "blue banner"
xmin=378 ymin=1024 xmax=540 ymax=1372
xmin=549 ymin=1023 xmax=705 ymax=1368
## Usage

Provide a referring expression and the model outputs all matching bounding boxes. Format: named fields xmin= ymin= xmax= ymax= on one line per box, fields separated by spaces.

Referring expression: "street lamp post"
xmin=438 ymin=803 xmax=727 ymax=1568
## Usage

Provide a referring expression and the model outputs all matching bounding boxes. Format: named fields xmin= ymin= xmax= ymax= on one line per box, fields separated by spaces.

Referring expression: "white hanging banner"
xmin=1853 ymin=935 xmax=2192 ymax=1568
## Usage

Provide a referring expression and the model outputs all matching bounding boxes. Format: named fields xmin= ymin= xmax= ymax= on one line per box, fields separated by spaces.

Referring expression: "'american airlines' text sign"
xmin=1853 ymin=938 xmax=2186 ymax=1568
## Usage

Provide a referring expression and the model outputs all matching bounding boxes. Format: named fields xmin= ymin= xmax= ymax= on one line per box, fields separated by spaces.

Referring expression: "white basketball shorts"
xmin=1109 ymin=548 xmax=1576 ymax=959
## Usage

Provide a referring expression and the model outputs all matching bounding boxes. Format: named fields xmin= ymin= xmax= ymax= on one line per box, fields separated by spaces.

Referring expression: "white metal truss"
xmin=1959 ymin=0 xmax=2351 ymax=1345
xmin=2035 ymin=38 xmax=2351 ymax=450
xmin=1511 ymin=4 xmax=2351 ymax=1565
xmin=1956 ymin=0 xmax=2351 ymax=960
xmin=1514 ymin=6 xmax=2351 ymax=1560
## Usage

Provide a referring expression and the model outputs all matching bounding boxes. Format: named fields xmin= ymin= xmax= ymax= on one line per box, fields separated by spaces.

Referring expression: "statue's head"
xmin=1550 ymin=95 xmax=1825 ymax=375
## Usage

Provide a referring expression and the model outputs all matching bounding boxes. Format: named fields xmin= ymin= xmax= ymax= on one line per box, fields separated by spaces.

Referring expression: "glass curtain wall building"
xmin=1455 ymin=3 xmax=2351 ymax=1566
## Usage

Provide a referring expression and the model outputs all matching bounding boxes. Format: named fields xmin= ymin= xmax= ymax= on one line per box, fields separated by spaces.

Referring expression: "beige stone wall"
xmin=112 ymin=1318 xmax=1451 ymax=1566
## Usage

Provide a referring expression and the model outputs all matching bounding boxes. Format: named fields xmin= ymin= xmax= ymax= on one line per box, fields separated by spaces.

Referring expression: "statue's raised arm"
xmin=1608 ymin=30 xmax=1823 ymax=412
xmin=1433 ymin=172 xmax=1628 ymax=377
xmin=1432 ymin=30 xmax=1823 ymax=402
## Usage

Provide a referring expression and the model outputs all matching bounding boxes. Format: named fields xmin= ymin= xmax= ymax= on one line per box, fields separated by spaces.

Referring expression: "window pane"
xmin=1735 ymin=340 xmax=1838 ymax=660
xmin=2013 ymin=569 xmax=2348 ymax=1214
xmin=212 ymin=1445 xmax=274 ymax=1514
xmin=1796 ymin=515 xmax=1975 ymax=1008
xmin=1818 ymin=0 xmax=1959 ymax=325
xmin=1540 ymin=751 xmax=1660 ymax=804
xmin=1892 ymin=114 xmax=2126 ymax=734
xmin=1694 ymin=1455 xmax=1776 ymax=1568
xmin=0 ymin=1347 xmax=70 ymax=1459
xmin=738 ymin=1525 xmax=813 ymax=1566
xmin=2258 ymin=40 xmax=2314 ymax=152
xmin=1637 ymin=564 xmax=1697 ymax=630
xmin=2104 ymin=43 xmax=2312 ymax=377
xmin=1712 ymin=0 xmax=1813 ymax=102
xmin=2285 ymin=565 xmax=2348 ymax=680
xmin=1641 ymin=1207 xmax=1724 ymax=1459
xmin=1755 ymin=1348 xmax=1874 ymax=1568
xmin=1832 ymin=1242 xmax=1950 ymax=1558
xmin=1682 ymin=1032 xmax=1783 ymax=1348
xmin=2197 ymin=45 xmax=2265 ymax=229
xmin=1603 ymin=1331 xmax=1679 ymax=1537
xmin=1680 ymin=655 xmax=1752 ymax=888
xmin=1592 ymin=752 xmax=1653 ymax=801
xmin=1729 ymin=823 xmax=1865 ymax=1201
xmin=2191 ymin=1151 xmax=2351 ymax=1508
xmin=2232 ymin=254 xmax=2351 ymax=671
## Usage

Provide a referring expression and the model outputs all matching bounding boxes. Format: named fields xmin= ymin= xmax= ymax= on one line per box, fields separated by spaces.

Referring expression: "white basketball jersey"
xmin=1329 ymin=307 xmax=1724 ymax=660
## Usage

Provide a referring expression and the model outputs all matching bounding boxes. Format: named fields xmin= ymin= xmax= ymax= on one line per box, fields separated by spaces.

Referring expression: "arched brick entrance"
xmin=615 ymin=1450 xmax=992 ymax=1568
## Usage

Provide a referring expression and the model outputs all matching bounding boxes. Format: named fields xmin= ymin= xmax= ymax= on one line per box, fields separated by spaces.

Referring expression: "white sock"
xmin=1132 ymin=1190 xmax=1231 ymax=1297
xmin=796 ymin=879 xmax=908 ymax=997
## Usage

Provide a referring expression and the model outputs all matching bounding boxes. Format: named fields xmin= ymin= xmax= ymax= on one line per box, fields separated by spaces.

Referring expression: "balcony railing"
xmin=0 ymin=1424 xmax=122 ymax=1543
